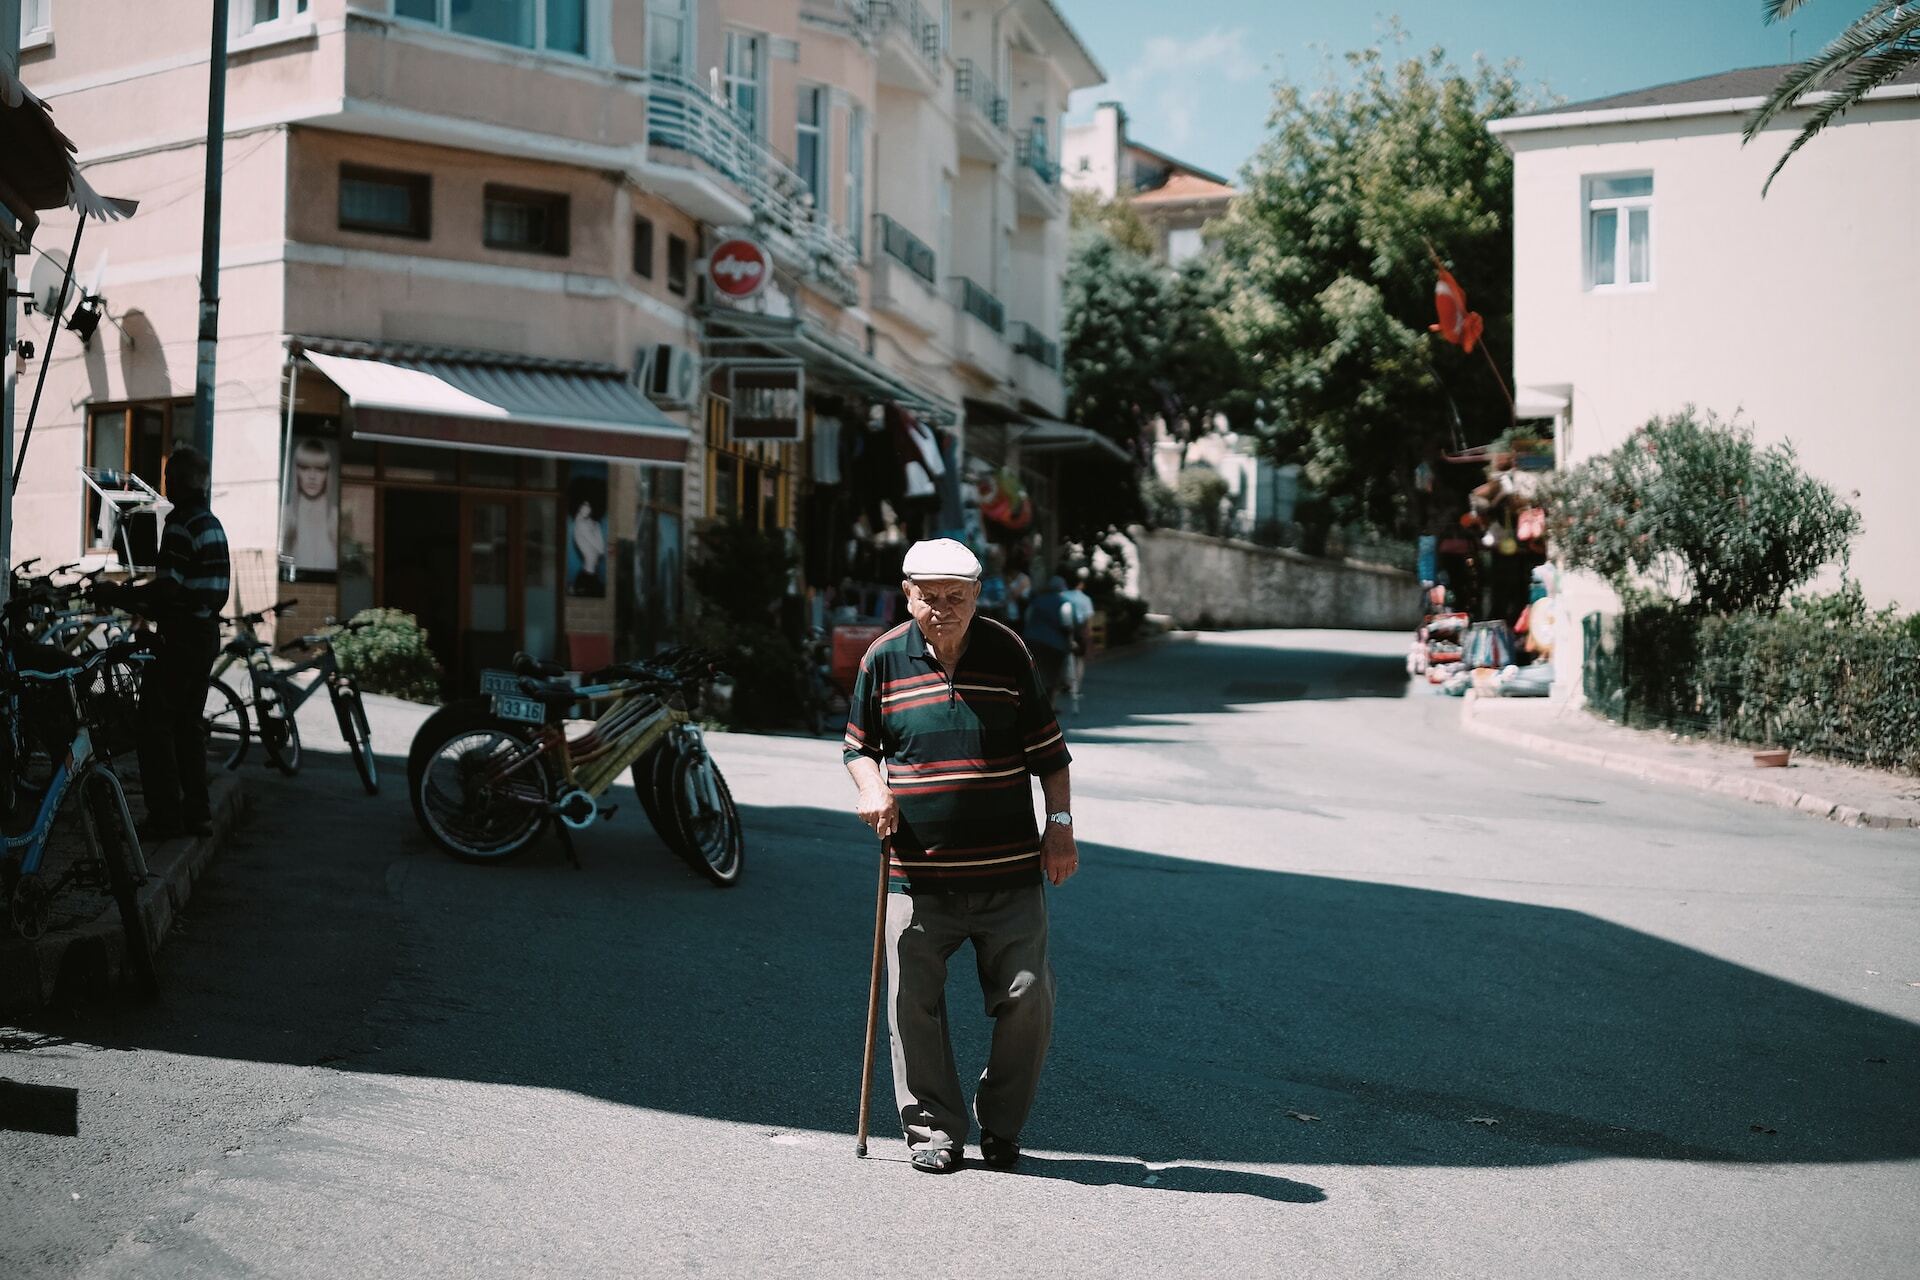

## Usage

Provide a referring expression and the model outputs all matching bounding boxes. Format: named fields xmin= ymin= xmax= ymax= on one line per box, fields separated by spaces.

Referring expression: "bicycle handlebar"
xmin=6 ymin=634 xmax=160 ymax=686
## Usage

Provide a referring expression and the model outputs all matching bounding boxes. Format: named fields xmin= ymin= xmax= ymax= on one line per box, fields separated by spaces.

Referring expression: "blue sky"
xmin=1055 ymin=1 xmax=1858 ymax=182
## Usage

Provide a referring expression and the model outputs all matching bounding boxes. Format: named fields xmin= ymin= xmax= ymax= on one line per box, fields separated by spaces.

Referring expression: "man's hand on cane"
xmin=856 ymin=784 xmax=899 ymax=841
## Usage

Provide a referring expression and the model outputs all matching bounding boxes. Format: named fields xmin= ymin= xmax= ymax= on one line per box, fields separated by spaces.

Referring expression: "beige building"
xmin=1062 ymin=100 xmax=1235 ymax=265
xmin=8 ymin=0 xmax=1100 ymax=687
xmin=1491 ymin=64 xmax=1920 ymax=692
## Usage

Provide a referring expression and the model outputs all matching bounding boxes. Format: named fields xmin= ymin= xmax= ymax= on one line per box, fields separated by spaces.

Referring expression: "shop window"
xmin=393 ymin=0 xmax=587 ymax=57
xmin=667 ymin=234 xmax=689 ymax=295
xmin=339 ymin=164 xmax=431 ymax=240
xmin=1585 ymin=173 xmax=1653 ymax=290
xmin=84 ymin=400 xmax=187 ymax=564
xmin=634 ymin=215 xmax=655 ymax=279
xmin=484 ymin=185 xmax=570 ymax=256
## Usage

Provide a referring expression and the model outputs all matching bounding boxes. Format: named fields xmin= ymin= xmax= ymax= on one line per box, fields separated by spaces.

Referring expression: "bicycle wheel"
xmin=257 ymin=684 xmax=302 ymax=776
xmin=82 ymin=769 xmax=158 ymax=997
xmin=416 ymin=721 xmax=553 ymax=862
xmin=204 ymin=678 xmax=250 ymax=770
xmin=408 ymin=698 xmax=493 ymax=828
xmin=334 ymin=684 xmax=379 ymax=796
xmin=629 ymin=744 xmax=669 ymax=845
xmin=664 ymin=749 xmax=744 ymax=887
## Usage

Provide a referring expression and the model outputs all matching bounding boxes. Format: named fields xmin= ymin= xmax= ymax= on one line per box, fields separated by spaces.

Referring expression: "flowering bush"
xmin=1549 ymin=409 xmax=1860 ymax=614
xmin=332 ymin=608 xmax=444 ymax=703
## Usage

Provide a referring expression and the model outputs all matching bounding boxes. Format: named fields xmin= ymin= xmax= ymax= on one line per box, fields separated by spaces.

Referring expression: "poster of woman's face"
xmin=282 ymin=435 xmax=339 ymax=578
xmin=566 ymin=466 xmax=609 ymax=598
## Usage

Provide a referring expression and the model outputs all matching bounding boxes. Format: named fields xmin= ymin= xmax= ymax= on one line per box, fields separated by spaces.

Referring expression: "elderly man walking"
xmin=843 ymin=538 xmax=1078 ymax=1173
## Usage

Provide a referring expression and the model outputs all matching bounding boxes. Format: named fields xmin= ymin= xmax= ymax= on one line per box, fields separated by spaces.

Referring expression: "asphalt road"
xmin=4 ymin=629 xmax=1919 ymax=1278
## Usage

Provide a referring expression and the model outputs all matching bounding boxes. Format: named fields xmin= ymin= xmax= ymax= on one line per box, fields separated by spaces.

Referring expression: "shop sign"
xmin=728 ymin=365 xmax=806 ymax=442
xmin=708 ymin=238 xmax=771 ymax=300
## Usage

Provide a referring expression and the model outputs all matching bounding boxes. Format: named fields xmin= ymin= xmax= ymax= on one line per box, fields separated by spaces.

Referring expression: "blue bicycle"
xmin=1 ymin=632 xmax=160 ymax=996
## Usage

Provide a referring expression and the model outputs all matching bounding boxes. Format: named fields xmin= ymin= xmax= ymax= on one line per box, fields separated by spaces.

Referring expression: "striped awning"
xmin=302 ymin=344 xmax=689 ymax=466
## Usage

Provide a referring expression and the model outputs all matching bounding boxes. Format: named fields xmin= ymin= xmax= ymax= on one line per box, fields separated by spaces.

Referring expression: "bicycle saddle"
xmin=512 ymin=651 xmax=566 ymax=679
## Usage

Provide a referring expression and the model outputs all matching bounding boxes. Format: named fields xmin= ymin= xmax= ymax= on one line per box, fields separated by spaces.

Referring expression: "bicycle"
xmin=0 ymin=632 xmax=161 ymax=996
xmin=408 ymin=649 xmax=744 ymax=884
xmin=206 ymin=600 xmax=379 ymax=795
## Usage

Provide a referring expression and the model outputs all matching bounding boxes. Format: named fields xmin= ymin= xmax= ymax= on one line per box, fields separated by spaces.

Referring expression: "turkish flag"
xmin=1431 ymin=265 xmax=1484 ymax=354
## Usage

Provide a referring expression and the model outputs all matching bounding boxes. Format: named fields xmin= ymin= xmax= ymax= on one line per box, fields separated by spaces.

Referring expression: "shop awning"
xmin=1012 ymin=417 xmax=1130 ymax=464
xmin=702 ymin=310 xmax=959 ymax=426
xmin=300 ymin=341 xmax=689 ymax=466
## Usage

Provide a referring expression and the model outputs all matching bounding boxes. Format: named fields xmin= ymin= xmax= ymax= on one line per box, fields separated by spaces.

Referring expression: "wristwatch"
xmin=1046 ymin=811 xmax=1073 ymax=827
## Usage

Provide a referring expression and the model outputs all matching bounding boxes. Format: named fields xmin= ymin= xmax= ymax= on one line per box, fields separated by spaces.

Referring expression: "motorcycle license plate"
xmin=479 ymin=669 xmax=519 ymax=696
xmin=492 ymin=694 xmax=545 ymax=724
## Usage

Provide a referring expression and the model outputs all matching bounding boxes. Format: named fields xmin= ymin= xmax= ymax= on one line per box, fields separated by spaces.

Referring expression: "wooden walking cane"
xmin=855 ymin=836 xmax=889 ymax=1157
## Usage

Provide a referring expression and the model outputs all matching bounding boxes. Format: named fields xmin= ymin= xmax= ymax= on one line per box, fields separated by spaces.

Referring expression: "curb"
xmin=1459 ymin=694 xmax=1917 ymax=830
xmin=0 ymin=772 xmax=249 ymax=1017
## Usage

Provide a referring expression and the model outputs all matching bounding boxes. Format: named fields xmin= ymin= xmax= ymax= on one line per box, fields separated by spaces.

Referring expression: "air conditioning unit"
xmin=639 ymin=343 xmax=699 ymax=408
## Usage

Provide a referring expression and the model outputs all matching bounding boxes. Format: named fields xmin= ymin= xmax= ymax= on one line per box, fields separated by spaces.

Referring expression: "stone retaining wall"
xmin=1135 ymin=528 xmax=1421 ymax=631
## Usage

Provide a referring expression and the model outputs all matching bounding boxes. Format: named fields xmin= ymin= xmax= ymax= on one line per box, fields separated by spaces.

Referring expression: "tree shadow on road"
xmin=19 ymin=769 xmax=1920 ymax=1199
xmin=1066 ymin=636 xmax=1410 ymax=731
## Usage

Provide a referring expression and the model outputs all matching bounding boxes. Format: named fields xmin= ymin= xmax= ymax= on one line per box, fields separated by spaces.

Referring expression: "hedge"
xmin=1588 ymin=605 xmax=1920 ymax=773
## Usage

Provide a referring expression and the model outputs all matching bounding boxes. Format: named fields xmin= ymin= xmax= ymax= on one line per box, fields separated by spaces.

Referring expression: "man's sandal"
xmin=979 ymin=1131 xmax=1020 ymax=1170
xmin=910 ymin=1147 xmax=963 ymax=1174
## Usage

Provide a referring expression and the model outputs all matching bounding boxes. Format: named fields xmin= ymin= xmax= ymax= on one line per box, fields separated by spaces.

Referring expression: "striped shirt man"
xmin=154 ymin=499 xmax=231 ymax=622
xmin=843 ymin=616 xmax=1071 ymax=893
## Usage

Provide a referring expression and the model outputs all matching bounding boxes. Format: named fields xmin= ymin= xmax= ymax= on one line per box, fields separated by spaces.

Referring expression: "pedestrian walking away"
xmin=95 ymin=445 xmax=231 ymax=843
xmin=1022 ymin=573 xmax=1090 ymax=711
xmin=843 ymin=537 xmax=1078 ymax=1174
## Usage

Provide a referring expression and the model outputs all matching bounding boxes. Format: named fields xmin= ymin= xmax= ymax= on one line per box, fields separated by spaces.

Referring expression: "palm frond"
xmin=1763 ymin=0 xmax=1819 ymax=23
xmin=1760 ymin=42 xmax=1920 ymax=192
xmin=1743 ymin=1 xmax=1919 ymax=142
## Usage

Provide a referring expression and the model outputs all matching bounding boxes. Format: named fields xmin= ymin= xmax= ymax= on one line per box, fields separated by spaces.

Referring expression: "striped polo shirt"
xmin=155 ymin=501 xmax=231 ymax=621
xmin=843 ymin=616 xmax=1072 ymax=893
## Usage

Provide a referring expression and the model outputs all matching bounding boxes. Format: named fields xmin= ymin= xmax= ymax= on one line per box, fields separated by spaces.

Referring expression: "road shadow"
xmin=1066 ymin=637 xmax=1408 ymax=731
xmin=17 ymin=765 xmax=1920 ymax=1190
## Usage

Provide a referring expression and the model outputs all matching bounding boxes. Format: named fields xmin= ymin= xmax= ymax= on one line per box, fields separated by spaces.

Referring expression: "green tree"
xmin=1215 ymin=36 xmax=1536 ymax=533
xmin=1548 ymin=409 xmax=1862 ymax=614
xmin=1746 ymin=1 xmax=1920 ymax=194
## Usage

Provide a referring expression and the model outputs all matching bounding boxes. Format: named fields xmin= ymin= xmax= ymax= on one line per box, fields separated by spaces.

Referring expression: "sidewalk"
xmin=1462 ymin=693 xmax=1920 ymax=830
xmin=1 ymin=768 xmax=248 ymax=1017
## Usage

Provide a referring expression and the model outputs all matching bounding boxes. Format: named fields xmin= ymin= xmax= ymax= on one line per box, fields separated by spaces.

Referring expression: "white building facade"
xmin=1492 ymin=65 xmax=1920 ymax=689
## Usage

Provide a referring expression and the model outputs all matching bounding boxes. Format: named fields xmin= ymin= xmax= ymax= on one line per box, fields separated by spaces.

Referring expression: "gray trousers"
xmin=885 ymin=884 xmax=1055 ymax=1152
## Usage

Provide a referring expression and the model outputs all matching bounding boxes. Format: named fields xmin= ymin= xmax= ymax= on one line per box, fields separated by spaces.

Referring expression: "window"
xmin=646 ymin=0 xmax=690 ymax=77
xmin=845 ymin=105 xmax=867 ymax=255
xmin=724 ymin=30 xmax=764 ymax=137
xmin=20 ymin=0 xmax=52 ymax=46
xmin=243 ymin=0 xmax=308 ymax=28
xmin=85 ymin=401 xmax=188 ymax=563
xmin=393 ymin=0 xmax=587 ymax=57
xmin=1166 ymin=226 xmax=1204 ymax=266
xmin=338 ymin=165 xmax=431 ymax=239
xmin=634 ymin=215 xmax=655 ymax=279
xmin=666 ymin=234 xmax=689 ymax=295
xmin=796 ymin=86 xmax=829 ymax=213
xmin=1585 ymin=173 xmax=1653 ymax=289
xmin=483 ymin=185 xmax=569 ymax=256
xmin=937 ymin=172 xmax=953 ymax=279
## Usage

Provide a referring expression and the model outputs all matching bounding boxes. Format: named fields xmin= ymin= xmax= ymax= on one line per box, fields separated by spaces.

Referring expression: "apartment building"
xmin=8 ymin=0 xmax=1100 ymax=688
xmin=1062 ymin=100 xmax=1234 ymax=265
xmin=1490 ymin=64 xmax=1920 ymax=690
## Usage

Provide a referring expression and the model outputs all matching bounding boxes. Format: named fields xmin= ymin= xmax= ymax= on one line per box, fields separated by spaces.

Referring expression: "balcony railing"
xmin=953 ymin=277 xmax=1005 ymax=333
xmin=871 ymin=0 xmax=940 ymax=68
xmin=877 ymin=214 xmax=937 ymax=286
xmin=1017 ymin=129 xmax=1060 ymax=186
xmin=1012 ymin=322 xmax=1058 ymax=369
xmin=646 ymin=73 xmax=860 ymax=300
xmin=953 ymin=59 xmax=1007 ymax=129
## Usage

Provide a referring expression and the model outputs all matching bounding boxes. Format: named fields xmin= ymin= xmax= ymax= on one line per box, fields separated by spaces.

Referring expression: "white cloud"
xmin=1069 ymin=26 xmax=1263 ymax=152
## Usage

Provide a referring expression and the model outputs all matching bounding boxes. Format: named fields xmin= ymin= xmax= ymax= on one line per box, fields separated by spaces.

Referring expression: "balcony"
xmin=870 ymin=0 xmax=941 ymax=94
xmin=1010 ymin=320 xmax=1064 ymax=415
xmin=644 ymin=74 xmax=860 ymax=304
xmin=870 ymin=214 xmax=947 ymax=335
xmin=953 ymin=59 xmax=1010 ymax=163
xmin=1015 ymin=129 xmax=1064 ymax=221
xmin=950 ymin=277 xmax=1009 ymax=382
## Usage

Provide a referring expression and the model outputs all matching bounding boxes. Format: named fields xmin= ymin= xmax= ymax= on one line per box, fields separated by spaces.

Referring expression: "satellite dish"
xmin=27 ymin=249 xmax=75 ymax=321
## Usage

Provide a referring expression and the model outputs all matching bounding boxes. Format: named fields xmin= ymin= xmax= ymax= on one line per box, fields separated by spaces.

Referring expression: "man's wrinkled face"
xmin=904 ymin=577 xmax=979 ymax=642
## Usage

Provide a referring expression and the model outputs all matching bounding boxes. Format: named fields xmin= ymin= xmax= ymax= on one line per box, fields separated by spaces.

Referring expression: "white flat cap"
xmin=902 ymin=538 xmax=982 ymax=581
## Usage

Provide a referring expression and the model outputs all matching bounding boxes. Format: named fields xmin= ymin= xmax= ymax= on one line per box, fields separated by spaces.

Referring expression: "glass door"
xmin=464 ymin=496 xmax=517 ymax=685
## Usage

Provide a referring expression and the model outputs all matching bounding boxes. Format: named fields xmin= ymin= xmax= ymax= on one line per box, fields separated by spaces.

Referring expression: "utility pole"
xmin=3 ymin=0 xmax=23 ymax=602
xmin=192 ymin=0 xmax=230 ymax=456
